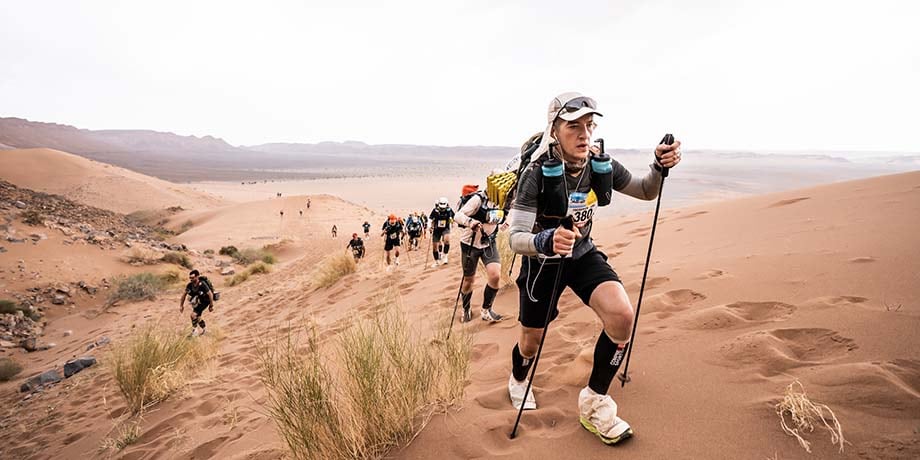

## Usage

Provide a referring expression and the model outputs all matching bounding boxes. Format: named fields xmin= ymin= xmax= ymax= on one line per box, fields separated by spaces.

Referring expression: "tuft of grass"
xmin=257 ymin=289 xmax=471 ymax=460
xmin=0 ymin=299 xmax=41 ymax=321
xmin=160 ymin=251 xmax=192 ymax=269
xmin=178 ymin=220 xmax=194 ymax=234
xmin=0 ymin=357 xmax=24 ymax=382
xmin=123 ymin=247 xmax=162 ymax=265
xmin=108 ymin=272 xmax=179 ymax=304
xmin=236 ymin=248 xmax=276 ymax=265
xmin=109 ymin=324 xmax=220 ymax=414
xmin=100 ymin=420 xmax=141 ymax=452
xmin=219 ymin=245 xmax=239 ymax=257
xmin=0 ymin=299 xmax=20 ymax=315
xmin=310 ymin=251 xmax=356 ymax=290
xmin=776 ymin=379 xmax=845 ymax=453
xmin=227 ymin=262 xmax=271 ymax=287
xmin=21 ymin=209 xmax=43 ymax=226
xmin=203 ymin=249 xmax=215 ymax=256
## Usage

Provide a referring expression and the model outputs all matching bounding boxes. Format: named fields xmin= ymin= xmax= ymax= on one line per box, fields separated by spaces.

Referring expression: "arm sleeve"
xmin=611 ymin=159 xmax=663 ymax=200
xmin=454 ymin=195 xmax=482 ymax=227
xmin=509 ymin=165 xmax=541 ymax=256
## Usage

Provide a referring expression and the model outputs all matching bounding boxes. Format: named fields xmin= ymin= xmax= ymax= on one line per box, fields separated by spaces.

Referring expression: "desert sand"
xmin=0 ymin=149 xmax=918 ymax=459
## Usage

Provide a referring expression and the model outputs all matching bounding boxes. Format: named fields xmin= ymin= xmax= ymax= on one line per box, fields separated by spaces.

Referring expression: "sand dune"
xmin=0 ymin=148 xmax=224 ymax=214
xmin=1 ymin=171 xmax=918 ymax=459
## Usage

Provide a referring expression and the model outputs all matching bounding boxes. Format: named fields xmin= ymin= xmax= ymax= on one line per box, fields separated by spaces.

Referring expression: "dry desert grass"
xmin=108 ymin=323 xmax=221 ymax=414
xmin=776 ymin=379 xmax=846 ymax=453
xmin=257 ymin=290 xmax=471 ymax=459
xmin=310 ymin=251 xmax=356 ymax=290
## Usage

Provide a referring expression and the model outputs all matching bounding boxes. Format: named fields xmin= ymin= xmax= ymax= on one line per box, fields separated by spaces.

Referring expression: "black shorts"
xmin=433 ymin=228 xmax=450 ymax=242
xmin=461 ymin=241 xmax=501 ymax=277
xmin=515 ymin=249 xmax=621 ymax=329
xmin=193 ymin=303 xmax=210 ymax=317
xmin=384 ymin=237 xmax=401 ymax=251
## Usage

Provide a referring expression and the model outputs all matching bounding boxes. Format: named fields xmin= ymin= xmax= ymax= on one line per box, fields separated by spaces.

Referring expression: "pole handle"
xmin=658 ymin=133 xmax=674 ymax=178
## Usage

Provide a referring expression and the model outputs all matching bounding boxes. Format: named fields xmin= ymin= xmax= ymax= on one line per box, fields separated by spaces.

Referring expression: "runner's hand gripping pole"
xmin=510 ymin=215 xmax=574 ymax=439
xmin=617 ymin=133 xmax=674 ymax=386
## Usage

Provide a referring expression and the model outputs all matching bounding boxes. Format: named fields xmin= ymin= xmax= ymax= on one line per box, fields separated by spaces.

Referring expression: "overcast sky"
xmin=1 ymin=0 xmax=918 ymax=152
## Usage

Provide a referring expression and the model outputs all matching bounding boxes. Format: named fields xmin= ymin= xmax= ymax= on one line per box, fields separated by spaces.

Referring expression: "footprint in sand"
xmin=848 ymin=256 xmax=876 ymax=263
xmin=693 ymin=269 xmax=726 ymax=280
xmin=625 ymin=276 xmax=671 ymax=293
xmin=673 ymin=210 xmax=709 ymax=220
xmin=803 ymin=359 xmax=920 ymax=419
xmin=471 ymin=342 xmax=499 ymax=362
xmin=768 ymin=197 xmax=810 ymax=208
xmin=640 ymin=288 xmax=706 ymax=318
xmin=717 ymin=327 xmax=857 ymax=375
xmin=678 ymin=301 xmax=795 ymax=330
xmin=803 ymin=295 xmax=869 ymax=309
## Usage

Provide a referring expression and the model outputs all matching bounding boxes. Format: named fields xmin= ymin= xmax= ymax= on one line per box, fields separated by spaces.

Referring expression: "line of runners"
xmin=179 ymin=91 xmax=682 ymax=447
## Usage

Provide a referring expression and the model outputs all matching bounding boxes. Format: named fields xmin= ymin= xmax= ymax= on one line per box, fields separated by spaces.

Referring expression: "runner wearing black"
xmin=381 ymin=214 xmax=403 ymax=271
xmin=429 ymin=198 xmax=454 ymax=267
xmin=506 ymin=92 xmax=682 ymax=444
xmin=179 ymin=269 xmax=214 ymax=336
xmin=331 ymin=225 xmax=338 ymax=238
xmin=346 ymin=233 xmax=365 ymax=261
xmin=406 ymin=213 xmax=423 ymax=250
xmin=362 ymin=221 xmax=371 ymax=239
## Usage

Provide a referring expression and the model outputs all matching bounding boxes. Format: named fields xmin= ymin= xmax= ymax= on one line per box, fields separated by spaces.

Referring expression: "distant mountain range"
xmin=1 ymin=117 xmax=915 ymax=183
xmin=0 ymin=117 xmax=518 ymax=182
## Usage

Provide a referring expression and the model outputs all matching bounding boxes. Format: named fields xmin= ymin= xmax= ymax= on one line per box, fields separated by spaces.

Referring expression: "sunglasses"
xmin=557 ymin=96 xmax=597 ymax=116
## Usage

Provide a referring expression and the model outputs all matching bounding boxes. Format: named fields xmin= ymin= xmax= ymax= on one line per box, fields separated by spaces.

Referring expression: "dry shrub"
xmin=160 ymin=251 xmax=192 ymax=269
xmin=21 ymin=209 xmax=43 ymax=226
xmin=122 ymin=247 xmax=162 ymax=265
xmin=776 ymin=379 xmax=845 ymax=453
xmin=0 ymin=299 xmax=40 ymax=321
xmin=178 ymin=220 xmax=194 ymax=234
xmin=496 ymin=230 xmax=515 ymax=287
xmin=99 ymin=419 xmax=141 ymax=452
xmin=109 ymin=323 xmax=220 ymax=414
xmin=257 ymin=290 xmax=471 ymax=460
xmin=0 ymin=357 xmax=24 ymax=382
xmin=227 ymin=262 xmax=272 ymax=287
xmin=108 ymin=272 xmax=177 ymax=304
xmin=310 ymin=251 xmax=356 ymax=290
xmin=233 ymin=247 xmax=276 ymax=265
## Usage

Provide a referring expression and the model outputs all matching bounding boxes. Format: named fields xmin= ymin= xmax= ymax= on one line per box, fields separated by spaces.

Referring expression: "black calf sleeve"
xmin=433 ymin=250 xmax=440 ymax=260
xmin=588 ymin=332 xmax=627 ymax=395
xmin=191 ymin=317 xmax=199 ymax=328
xmin=482 ymin=284 xmax=498 ymax=310
xmin=443 ymin=243 xmax=450 ymax=254
xmin=461 ymin=292 xmax=472 ymax=310
xmin=198 ymin=319 xmax=206 ymax=329
xmin=512 ymin=343 xmax=534 ymax=382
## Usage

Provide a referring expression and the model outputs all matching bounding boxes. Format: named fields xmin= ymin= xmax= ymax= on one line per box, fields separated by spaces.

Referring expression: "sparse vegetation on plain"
xmin=123 ymin=247 xmax=162 ymax=265
xmin=257 ymin=290 xmax=471 ymax=460
xmin=109 ymin=324 xmax=220 ymax=414
xmin=21 ymin=209 xmax=43 ymax=226
xmin=220 ymin=245 xmax=275 ymax=265
xmin=310 ymin=251 xmax=356 ymax=290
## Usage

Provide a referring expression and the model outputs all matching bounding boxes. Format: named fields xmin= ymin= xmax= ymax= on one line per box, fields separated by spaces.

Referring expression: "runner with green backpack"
xmin=453 ymin=185 xmax=507 ymax=323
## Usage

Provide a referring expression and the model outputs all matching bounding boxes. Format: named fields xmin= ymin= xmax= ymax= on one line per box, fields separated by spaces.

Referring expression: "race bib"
xmin=389 ymin=233 xmax=398 ymax=239
xmin=438 ymin=221 xmax=446 ymax=228
xmin=567 ymin=192 xmax=596 ymax=228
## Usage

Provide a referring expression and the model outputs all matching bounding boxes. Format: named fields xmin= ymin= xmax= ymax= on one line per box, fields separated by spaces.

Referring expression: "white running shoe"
xmin=578 ymin=387 xmax=633 ymax=444
xmin=386 ymin=265 xmax=393 ymax=273
xmin=429 ymin=261 xmax=439 ymax=268
xmin=395 ymin=257 xmax=400 ymax=266
xmin=481 ymin=308 xmax=503 ymax=322
xmin=441 ymin=256 xmax=449 ymax=265
xmin=508 ymin=374 xmax=537 ymax=410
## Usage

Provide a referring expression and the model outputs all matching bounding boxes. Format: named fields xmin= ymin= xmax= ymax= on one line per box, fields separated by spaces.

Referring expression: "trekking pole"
xmin=508 ymin=255 xmax=516 ymax=277
xmin=617 ymin=133 xmax=674 ymax=387
xmin=445 ymin=275 xmax=464 ymax=340
xmin=510 ymin=216 xmax=573 ymax=439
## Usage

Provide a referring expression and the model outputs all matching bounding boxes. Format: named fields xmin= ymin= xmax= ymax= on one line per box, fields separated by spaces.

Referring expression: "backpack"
xmin=487 ymin=131 xmax=546 ymax=211
xmin=199 ymin=276 xmax=220 ymax=301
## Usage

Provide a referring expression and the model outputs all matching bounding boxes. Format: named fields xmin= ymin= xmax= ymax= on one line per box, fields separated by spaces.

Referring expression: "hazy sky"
xmin=1 ymin=0 xmax=918 ymax=152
